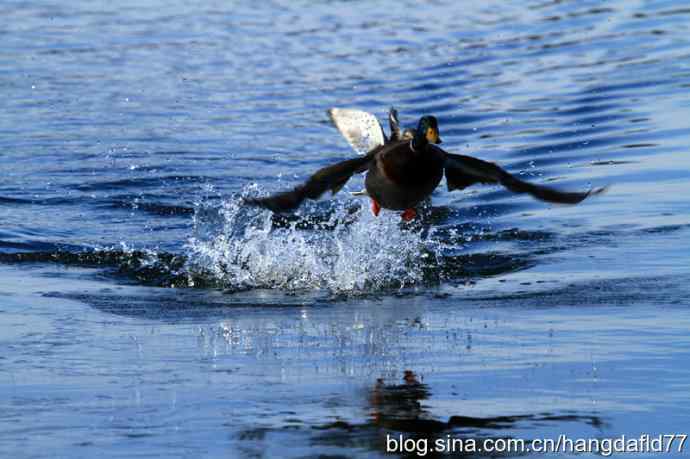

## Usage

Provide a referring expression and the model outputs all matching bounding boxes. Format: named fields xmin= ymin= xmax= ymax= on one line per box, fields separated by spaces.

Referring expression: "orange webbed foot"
xmin=401 ymin=208 xmax=417 ymax=221
xmin=371 ymin=199 xmax=381 ymax=217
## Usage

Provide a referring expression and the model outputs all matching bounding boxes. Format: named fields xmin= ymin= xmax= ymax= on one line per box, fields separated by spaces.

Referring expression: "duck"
xmin=327 ymin=107 xmax=425 ymax=199
xmin=246 ymin=114 xmax=605 ymax=221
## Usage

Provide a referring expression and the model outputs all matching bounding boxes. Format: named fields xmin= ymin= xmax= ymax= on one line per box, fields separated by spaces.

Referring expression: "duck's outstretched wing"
xmin=443 ymin=153 xmax=606 ymax=204
xmin=245 ymin=154 xmax=375 ymax=212
xmin=328 ymin=108 xmax=387 ymax=155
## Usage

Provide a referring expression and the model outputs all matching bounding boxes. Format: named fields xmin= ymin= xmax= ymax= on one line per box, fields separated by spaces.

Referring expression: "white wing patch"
xmin=327 ymin=108 xmax=386 ymax=155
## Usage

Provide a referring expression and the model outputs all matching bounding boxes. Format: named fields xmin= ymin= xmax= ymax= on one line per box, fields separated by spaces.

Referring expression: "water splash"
xmin=185 ymin=185 xmax=446 ymax=294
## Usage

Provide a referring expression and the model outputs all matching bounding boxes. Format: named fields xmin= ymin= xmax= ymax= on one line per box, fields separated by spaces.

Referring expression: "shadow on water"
xmin=3 ymin=193 xmax=689 ymax=298
xmin=0 ymin=232 xmax=540 ymax=295
xmin=42 ymin=288 xmax=322 ymax=322
xmin=0 ymin=191 xmax=555 ymax=294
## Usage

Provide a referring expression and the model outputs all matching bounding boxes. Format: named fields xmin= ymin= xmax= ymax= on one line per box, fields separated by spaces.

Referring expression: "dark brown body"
xmin=365 ymin=141 xmax=445 ymax=210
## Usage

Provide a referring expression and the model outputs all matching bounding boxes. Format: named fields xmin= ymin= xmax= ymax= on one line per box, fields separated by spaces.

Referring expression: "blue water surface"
xmin=1 ymin=0 xmax=690 ymax=457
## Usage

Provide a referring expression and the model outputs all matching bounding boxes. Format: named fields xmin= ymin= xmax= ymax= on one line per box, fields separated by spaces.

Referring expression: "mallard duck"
xmin=246 ymin=114 xmax=605 ymax=221
xmin=327 ymin=107 xmax=430 ymax=199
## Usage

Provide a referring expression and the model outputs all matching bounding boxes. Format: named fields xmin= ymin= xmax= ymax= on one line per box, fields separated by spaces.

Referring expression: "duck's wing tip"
xmin=572 ymin=184 xmax=609 ymax=203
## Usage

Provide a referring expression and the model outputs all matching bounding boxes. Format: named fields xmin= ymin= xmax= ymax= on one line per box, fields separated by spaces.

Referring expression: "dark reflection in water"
xmin=255 ymin=371 xmax=604 ymax=458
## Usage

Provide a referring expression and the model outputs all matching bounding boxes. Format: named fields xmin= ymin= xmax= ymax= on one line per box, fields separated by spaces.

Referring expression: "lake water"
xmin=2 ymin=0 xmax=690 ymax=457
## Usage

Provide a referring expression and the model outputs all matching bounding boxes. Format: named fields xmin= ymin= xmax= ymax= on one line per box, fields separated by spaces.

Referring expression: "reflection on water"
xmin=307 ymin=371 xmax=603 ymax=457
xmin=3 ymin=265 xmax=690 ymax=457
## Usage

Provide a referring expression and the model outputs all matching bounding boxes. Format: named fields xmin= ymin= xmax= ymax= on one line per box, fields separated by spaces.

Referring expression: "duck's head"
xmin=413 ymin=115 xmax=442 ymax=148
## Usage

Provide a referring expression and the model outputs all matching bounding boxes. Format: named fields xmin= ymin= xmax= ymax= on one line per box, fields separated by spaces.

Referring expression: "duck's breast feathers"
xmin=377 ymin=142 xmax=445 ymax=187
xmin=364 ymin=142 xmax=443 ymax=210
